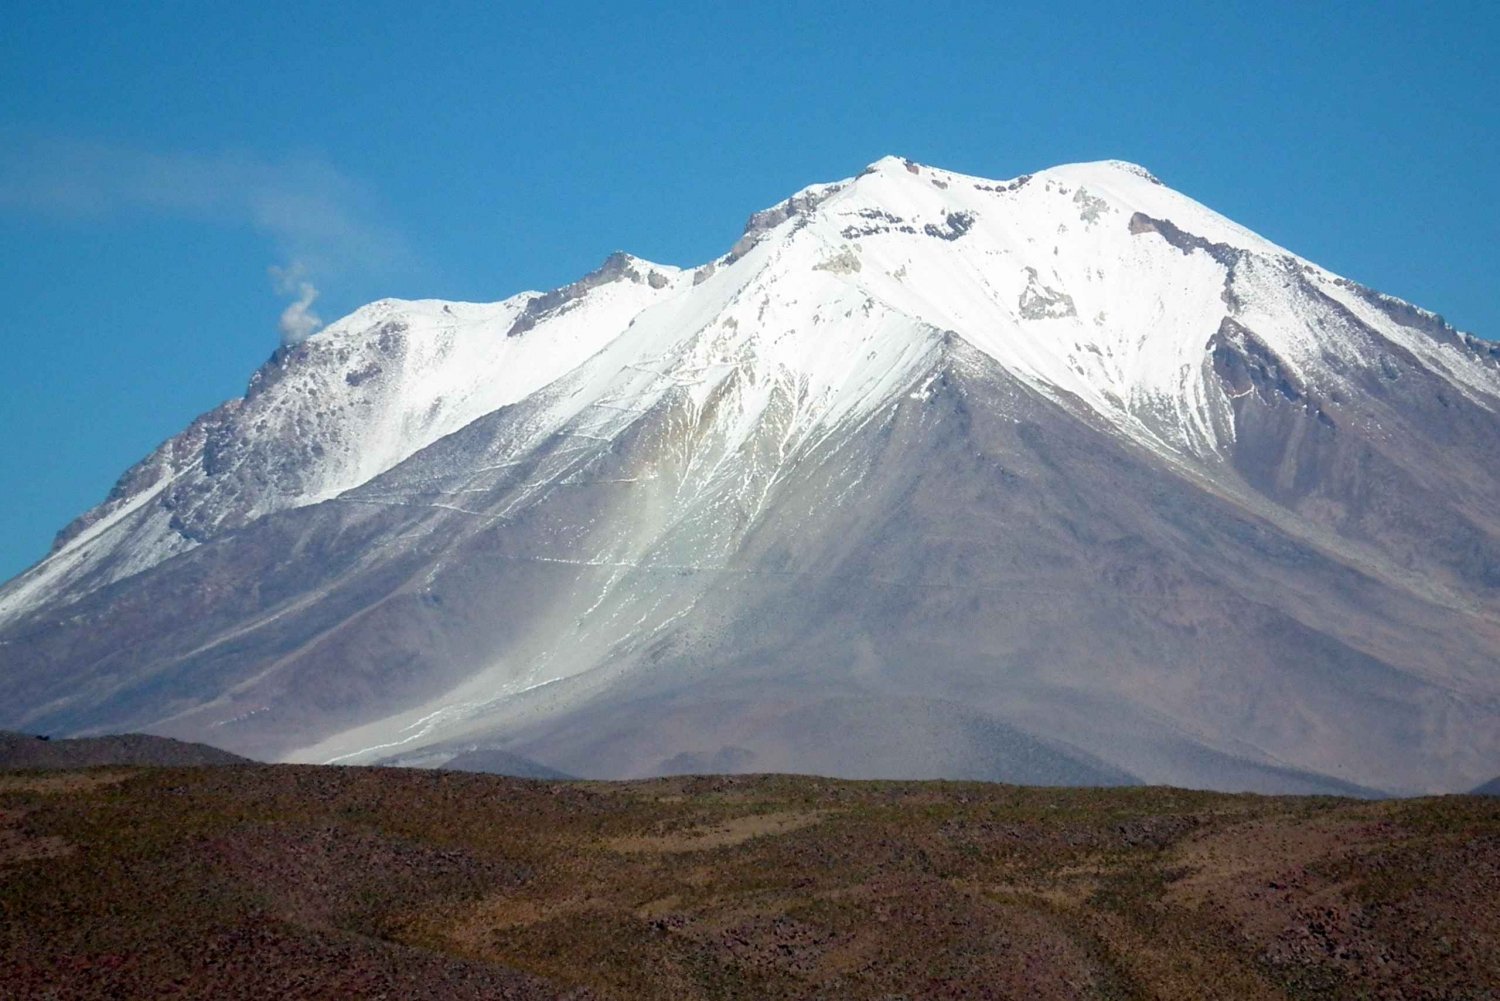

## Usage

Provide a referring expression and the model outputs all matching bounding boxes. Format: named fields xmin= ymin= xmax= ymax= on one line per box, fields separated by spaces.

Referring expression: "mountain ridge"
xmin=10 ymin=155 xmax=1494 ymax=610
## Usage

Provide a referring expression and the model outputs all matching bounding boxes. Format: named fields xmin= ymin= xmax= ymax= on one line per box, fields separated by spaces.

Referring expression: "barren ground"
xmin=1 ymin=765 xmax=1496 ymax=999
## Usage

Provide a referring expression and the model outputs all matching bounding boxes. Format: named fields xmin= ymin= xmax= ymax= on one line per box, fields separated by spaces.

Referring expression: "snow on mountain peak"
xmin=5 ymin=155 xmax=1496 ymax=629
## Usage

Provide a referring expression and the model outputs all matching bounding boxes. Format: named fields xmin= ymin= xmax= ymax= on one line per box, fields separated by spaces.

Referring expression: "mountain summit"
xmin=3 ymin=158 xmax=1498 ymax=794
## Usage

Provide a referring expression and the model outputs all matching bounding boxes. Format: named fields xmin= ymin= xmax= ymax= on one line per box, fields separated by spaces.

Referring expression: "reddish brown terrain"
xmin=2 ymin=764 xmax=1496 ymax=999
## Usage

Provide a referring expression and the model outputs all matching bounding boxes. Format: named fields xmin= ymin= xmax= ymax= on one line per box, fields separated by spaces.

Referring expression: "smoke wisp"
xmin=270 ymin=264 xmax=324 ymax=344
xmin=0 ymin=137 xmax=408 ymax=346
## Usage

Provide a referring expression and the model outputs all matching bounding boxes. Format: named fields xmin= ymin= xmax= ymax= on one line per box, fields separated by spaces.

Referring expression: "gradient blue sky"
xmin=1 ymin=1 xmax=1496 ymax=580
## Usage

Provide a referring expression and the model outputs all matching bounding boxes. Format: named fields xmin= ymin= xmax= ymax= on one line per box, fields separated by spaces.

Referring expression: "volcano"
xmin=3 ymin=156 xmax=1497 ymax=795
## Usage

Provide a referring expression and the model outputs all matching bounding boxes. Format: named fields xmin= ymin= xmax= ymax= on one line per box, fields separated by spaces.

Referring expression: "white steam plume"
xmin=270 ymin=264 xmax=324 ymax=345
xmin=0 ymin=139 xmax=415 ymax=348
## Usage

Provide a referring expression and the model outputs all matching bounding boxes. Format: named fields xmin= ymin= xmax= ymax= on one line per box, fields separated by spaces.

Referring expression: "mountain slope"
xmin=2 ymin=156 xmax=1497 ymax=794
xmin=0 ymin=731 xmax=249 ymax=770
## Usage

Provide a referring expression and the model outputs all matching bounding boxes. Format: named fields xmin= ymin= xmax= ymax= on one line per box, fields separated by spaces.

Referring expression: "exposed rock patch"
xmin=1209 ymin=318 xmax=1331 ymax=420
xmin=1130 ymin=212 xmax=1249 ymax=309
xmin=812 ymin=247 xmax=862 ymax=274
xmin=1018 ymin=267 xmax=1077 ymax=319
xmin=1128 ymin=212 xmax=1242 ymax=270
xmin=726 ymin=185 xmax=845 ymax=264
xmin=507 ymin=252 xmax=657 ymax=338
xmin=1109 ymin=161 xmax=1164 ymax=184
xmin=1072 ymin=187 xmax=1110 ymax=225
xmin=344 ymin=361 xmax=382 ymax=387
xmin=923 ymin=211 xmax=974 ymax=241
xmin=973 ymin=174 xmax=1033 ymax=194
xmin=840 ymin=208 xmax=916 ymax=239
xmin=1334 ymin=277 xmax=1496 ymax=366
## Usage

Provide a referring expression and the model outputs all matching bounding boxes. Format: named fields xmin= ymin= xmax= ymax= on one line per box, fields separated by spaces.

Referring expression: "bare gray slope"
xmin=450 ymin=343 xmax=1491 ymax=795
xmin=1 ymin=332 xmax=1493 ymax=794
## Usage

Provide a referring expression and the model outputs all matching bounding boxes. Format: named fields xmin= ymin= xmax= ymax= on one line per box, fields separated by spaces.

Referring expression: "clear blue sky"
xmin=1 ymin=1 xmax=1496 ymax=581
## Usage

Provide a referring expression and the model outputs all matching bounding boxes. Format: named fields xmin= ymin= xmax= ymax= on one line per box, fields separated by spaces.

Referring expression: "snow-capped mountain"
xmin=3 ymin=156 xmax=1498 ymax=795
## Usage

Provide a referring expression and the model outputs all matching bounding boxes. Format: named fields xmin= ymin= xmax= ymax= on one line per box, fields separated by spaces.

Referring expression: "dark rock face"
xmin=1129 ymin=212 xmax=1242 ymax=268
xmin=841 ymin=208 xmax=917 ymax=239
xmin=1206 ymin=273 xmax=1500 ymax=601
xmin=922 ymin=211 xmax=974 ymax=241
xmin=1209 ymin=317 xmax=1331 ymax=421
xmin=1130 ymin=211 xmax=1248 ymax=308
xmin=45 ymin=316 xmax=419 ymax=582
xmin=973 ymin=173 xmax=1033 ymax=194
xmin=507 ymin=252 xmax=653 ymax=337
xmin=49 ymin=398 xmax=242 ymax=554
xmin=726 ymin=184 xmax=845 ymax=263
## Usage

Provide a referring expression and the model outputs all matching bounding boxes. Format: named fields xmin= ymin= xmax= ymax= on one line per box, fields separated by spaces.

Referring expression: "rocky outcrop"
xmin=725 ymin=184 xmax=845 ymax=263
xmin=507 ymin=252 xmax=657 ymax=337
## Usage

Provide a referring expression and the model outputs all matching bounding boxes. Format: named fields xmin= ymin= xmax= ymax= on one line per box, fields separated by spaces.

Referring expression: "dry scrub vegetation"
xmin=1 ymin=765 xmax=1496 ymax=999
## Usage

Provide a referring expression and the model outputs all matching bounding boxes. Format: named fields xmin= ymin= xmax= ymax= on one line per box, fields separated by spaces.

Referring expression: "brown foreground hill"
xmin=1 ymin=764 xmax=1496 ymax=1000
